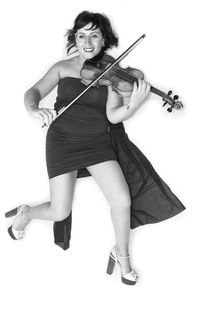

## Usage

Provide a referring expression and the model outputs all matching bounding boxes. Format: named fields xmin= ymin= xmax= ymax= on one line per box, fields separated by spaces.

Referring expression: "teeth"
xmin=84 ymin=48 xmax=93 ymax=52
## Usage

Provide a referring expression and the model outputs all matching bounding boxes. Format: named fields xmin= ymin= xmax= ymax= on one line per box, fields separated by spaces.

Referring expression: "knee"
xmin=51 ymin=205 xmax=72 ymax=221
xmin=113 ymin=193 xmax=131 ymax=210
xmin=55 ymin=210 xmax=71 ymax=221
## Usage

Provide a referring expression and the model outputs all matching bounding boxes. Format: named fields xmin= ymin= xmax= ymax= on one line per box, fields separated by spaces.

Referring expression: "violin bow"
xmin=42 ymin=34 xmax=146 ymax=128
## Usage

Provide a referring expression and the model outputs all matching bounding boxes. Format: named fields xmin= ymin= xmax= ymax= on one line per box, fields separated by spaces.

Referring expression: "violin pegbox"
xmin=162 ymin=90 xmax=184 ymax=113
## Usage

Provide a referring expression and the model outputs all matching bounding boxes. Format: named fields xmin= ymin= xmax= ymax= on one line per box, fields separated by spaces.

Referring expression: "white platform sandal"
xmin=106 ymin=245 xmax=139 ymax=285
xmin=5 ymin=204 xmax=30 ymax=240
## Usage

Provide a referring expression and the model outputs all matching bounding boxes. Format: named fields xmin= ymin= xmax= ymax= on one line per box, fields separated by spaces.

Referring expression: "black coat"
xmin=53 ymin=121 xmax=186 ymax=250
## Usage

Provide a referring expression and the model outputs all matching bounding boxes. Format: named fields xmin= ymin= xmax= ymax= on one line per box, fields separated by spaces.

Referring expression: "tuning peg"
xmin=162 ymin=101 xmax=168 ymax=107
xmin=167 ymin=107 xmax=173 ymax=113
xmin=163 ymin=90 xmax=172 ymax=101
xmin=173 ymin=95 xmax=179 ymax=100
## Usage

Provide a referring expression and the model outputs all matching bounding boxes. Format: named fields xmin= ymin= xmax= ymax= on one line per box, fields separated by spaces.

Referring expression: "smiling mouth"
xmin=84 ymin=48 xmax=94 ymax=52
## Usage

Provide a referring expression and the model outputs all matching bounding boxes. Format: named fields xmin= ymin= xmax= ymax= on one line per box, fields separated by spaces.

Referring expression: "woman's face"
xmin=75 ymin=22 xmax=105 ymax=60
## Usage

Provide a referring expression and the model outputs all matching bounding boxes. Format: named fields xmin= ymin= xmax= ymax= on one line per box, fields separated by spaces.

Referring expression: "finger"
xmin=43 ymin=109 xmax=54 ymax=125
xmin=132 ymin=81 xmax=137 ymax=93
xmin=44 ymin=111 xmax=52 ymax=126
xmin=45 ymin=110 xmax=54 ymax=125
xmin=50 ymin=109 xmax=57 ymax=121
xmin=139 ymin=79 xmax=144 ymax=93
xmin=138 ymin=78 xmax=144 ymax=93
xmin=144 ymin=83 xmax=149 ymax=96
xmin=44 ymin=109 xmax=56 ymax=125
xmin=142 ymin=84 xmax=150 ymax=101
xmin=49 ymin=109 xmax=57 ymax=121
xmin=135 ymin=79 xmax=139 ymax=94
xmin=145 ymin=82 xmax=151 ymax=95
xmin=39 ymin=111 xmax=50 ymax=126
xmin=38 ymin=113 xmax=46 ymax=127
xmin=141 ymin=80 xmax=148 ymax=95
xmin=40 ymin=114 xmax=48 ymax=127
xmin=47 ymin=109 xmax=57 ymax=123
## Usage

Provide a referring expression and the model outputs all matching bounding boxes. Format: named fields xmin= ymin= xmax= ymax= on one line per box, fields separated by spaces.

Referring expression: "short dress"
xmin=45 ymin=76 xmax=186 ymax=250
xmin=46 ymin=76 xmax=117 ymax=179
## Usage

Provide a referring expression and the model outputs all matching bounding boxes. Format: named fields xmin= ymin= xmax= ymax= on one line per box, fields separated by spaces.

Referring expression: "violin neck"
xmin=150 ymin=85 xmax=170 ymax=101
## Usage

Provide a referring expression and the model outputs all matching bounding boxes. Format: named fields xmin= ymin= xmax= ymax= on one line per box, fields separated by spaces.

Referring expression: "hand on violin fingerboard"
xmin=128 ymin=79 xmax=151 ymax=110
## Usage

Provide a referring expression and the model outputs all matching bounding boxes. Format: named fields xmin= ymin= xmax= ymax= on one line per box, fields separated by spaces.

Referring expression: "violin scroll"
xmin=162 ymin=90 xmax=184 ymax=113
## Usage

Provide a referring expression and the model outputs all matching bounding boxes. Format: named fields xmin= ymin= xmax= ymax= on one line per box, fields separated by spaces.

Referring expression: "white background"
xmin=0 ymin=0 xmax=199 ymax=314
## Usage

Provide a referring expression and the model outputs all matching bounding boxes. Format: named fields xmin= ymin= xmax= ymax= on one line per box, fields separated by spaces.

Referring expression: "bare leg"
xmin=86 ymin=161 xmax=132 ymax=274
xmin=110 ymin=204 xmax=132 ymax=274
xmin=110 ymin=205 xmax=131 ymax=253
xmin=12 ymin=170 xmax=78 ymax=231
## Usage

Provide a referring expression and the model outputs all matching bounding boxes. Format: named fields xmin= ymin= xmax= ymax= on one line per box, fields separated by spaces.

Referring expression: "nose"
xmin=85 ymin=35 xmax=92 ymax=45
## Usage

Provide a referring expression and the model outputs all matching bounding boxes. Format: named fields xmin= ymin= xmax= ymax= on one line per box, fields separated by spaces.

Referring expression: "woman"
xmin=5 ymin=11 xmax=186 ymax=285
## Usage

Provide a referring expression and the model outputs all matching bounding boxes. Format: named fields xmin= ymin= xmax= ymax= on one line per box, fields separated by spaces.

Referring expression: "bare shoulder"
xmin=59 ymin=56 xmax=82 ymax=78
xmin=43 ymin=58 xmax=76 ymax=76
xmin=26 ymin=60 xmax=67 ymax=100
xmin=46 ymin=58 xmax=76 ymax=75
xmin=25 ymin=57 xmax=82 ymax=101
xmin=46 ymin=59 xmax=69 ymax=78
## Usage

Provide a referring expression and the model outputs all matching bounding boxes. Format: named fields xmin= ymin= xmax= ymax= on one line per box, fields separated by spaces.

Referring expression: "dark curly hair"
xmin=65 ymin=11 xmax=119 ymax=54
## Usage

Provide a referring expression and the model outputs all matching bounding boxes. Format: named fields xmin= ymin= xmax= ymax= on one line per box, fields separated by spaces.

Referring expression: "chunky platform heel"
xmin=106 ymin=245 xmax=139 ymax=285
xmin=5 ymin=207 xmax=19 ymax=218
xmin=5 ymin=204 xmax=30 ymax=240
xmin=106 ymin=254 xmax=116 ymax=275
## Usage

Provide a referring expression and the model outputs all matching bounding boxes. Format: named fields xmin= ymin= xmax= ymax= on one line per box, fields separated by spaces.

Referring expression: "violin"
xmin=80 ymin=54 xmax=183 ymax=113
xmin=42 ymin=34 xmax=183 ymax=128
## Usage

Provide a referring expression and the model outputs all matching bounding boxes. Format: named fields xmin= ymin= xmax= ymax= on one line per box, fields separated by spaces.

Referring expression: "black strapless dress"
xmin=46 ymin=77 xmax=117 ymax=179
xmin=45 ymin=77 xmax=186 ymax=250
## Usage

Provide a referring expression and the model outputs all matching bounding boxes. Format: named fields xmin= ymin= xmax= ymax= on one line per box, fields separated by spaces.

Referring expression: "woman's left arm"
xmin=106 ymin=79 xmax=150 ymax=124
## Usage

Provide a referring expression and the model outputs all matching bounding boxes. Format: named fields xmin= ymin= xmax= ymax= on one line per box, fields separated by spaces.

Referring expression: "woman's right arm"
xmin=24 ymin=61 xmax=63 ymax=127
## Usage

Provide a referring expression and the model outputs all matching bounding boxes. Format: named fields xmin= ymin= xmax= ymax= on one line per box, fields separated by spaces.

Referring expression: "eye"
xmin=76 ymin=34 xmax=86 ymax=41
xmin=77 ymin=34 xmax=85 ymax=39
xmin=92 ymin=34 xmax=100 ymax=40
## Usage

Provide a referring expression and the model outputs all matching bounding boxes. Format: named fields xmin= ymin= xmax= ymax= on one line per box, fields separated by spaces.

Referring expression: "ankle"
xmin=115 ymin=245 xmax=129 ymax=257
xmin=22 ymin=206 xmax=31 ymax=223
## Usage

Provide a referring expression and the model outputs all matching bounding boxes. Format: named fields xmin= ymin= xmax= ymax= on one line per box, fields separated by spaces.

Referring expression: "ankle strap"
xmin=114 ymin=246 xmax=130 ymax=258
xmin=117 ymin=254 xmax=130 ymax=258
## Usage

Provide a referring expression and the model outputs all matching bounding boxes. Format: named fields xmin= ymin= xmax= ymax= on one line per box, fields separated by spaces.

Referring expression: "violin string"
xmin=109 ymin=65 xmax=139 ymax=83
xmin=108 ymin=68 xmax=133 ymax=82
xmin=106 ymin=64 xmax=171 ymax=100
xmin=97 ymin=60 xmax=135 ymax=81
